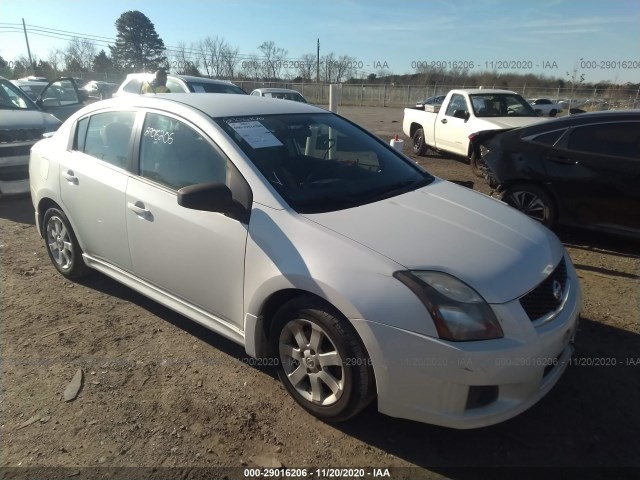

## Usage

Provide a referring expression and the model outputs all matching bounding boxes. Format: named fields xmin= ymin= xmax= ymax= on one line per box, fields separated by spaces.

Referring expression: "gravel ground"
xmin=1 ymin=106 xmax=639 ymax=480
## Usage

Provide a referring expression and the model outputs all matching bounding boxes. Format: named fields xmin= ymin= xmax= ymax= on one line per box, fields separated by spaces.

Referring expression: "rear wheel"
xmin=412 ymin=128 xmax=427 ymax=156
xmin=502 ymin=184 xmax=557 ymax=227
xmin=549 ymin=109 xmax=557 ymax=117
xmin=270 ymin=297 xmax=375 ymax=422
xmin=43 ymin=208 xmax=89 ymax=279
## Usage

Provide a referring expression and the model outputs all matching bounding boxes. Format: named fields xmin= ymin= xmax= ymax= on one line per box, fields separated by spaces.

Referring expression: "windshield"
xmin=0 ymin=80 xmax=38 ymax=110
xmin=470 ymin=93 xmax=538 ymax=117
xmin=216 ymin=113 xmax=433 ymax=213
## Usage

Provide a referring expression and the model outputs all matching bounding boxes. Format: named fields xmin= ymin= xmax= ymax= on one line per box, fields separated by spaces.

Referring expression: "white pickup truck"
xmin=402 ymin=89 xmax=544 ymax=175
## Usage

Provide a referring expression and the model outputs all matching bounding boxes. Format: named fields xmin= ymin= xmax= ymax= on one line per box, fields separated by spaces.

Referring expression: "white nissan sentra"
xmin=29 ymin=94 xmax=581 ymax=429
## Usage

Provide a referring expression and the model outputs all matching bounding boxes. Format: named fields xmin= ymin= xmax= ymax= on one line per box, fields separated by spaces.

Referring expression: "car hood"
xmin=475 ymin=116 xmax=546 ymax=130
xmin=302 ymin=179 xmax=564 ymax=303
xmin=0 ymin=109 xmax=61 ymax=131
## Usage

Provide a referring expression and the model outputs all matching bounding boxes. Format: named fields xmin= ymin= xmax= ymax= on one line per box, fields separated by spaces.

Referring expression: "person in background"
xmin=142 ymin=69 xmax=170 ymax=94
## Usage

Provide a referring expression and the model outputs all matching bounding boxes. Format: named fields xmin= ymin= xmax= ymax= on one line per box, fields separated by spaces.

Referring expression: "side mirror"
xmin=453 ymin=109 xmax=469 ymax=121
xmin=177 ymin=183 xmax=249 ymax=223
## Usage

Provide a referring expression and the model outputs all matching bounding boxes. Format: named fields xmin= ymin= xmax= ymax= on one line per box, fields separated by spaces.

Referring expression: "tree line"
xmin=1 ymin=10 xmax=637 ymax=92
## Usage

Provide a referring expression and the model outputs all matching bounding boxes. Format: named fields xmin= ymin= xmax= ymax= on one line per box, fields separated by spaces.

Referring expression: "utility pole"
xmin=22 ymin=18 xmax=35 ymax=75
xmin=316 ymin=39 xmax=320 ymax=84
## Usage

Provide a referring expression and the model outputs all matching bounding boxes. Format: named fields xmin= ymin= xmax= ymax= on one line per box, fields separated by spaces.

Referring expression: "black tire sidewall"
xmin=270 ymin=297 xmax=374 ymax=422
xmin=412 ymin=128 xmax=427 ymax=156
xmin=43 ymin=207 xmax=88 ymax=279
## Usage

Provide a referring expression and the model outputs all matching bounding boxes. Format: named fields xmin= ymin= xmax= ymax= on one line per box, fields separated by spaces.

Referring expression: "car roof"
xmin=81 ymin=92 xmax=325 ymax=117
xmin=511 ymin=109 xmax=640 ymax=135
xmin=125 ymin=73 xmax=234 ymax=85
xmin=462 ymin=89 xmax=518 ymax=95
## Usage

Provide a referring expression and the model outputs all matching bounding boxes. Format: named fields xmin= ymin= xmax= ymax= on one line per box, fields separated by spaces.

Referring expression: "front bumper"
xmin=351 ymin=268 xmax=581 ymax=429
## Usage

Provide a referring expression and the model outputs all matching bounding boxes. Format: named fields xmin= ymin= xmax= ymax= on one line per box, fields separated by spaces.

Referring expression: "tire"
xmin=502 ymin=184 xmax=557 ymax=228
xmin=469 ymin=150 xmax=486 ymax=178
xmin=43 ymin=208 xmax=89 ymax=279
xmin=270 ymin=296 xmax=375 ymax=422
xmin=549 ymin=109 xmax=557 ymax=117
xmin=412 ymin=128 xmax=427 ymax=156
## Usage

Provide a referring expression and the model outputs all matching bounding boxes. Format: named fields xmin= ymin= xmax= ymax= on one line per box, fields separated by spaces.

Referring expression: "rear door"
xmin=59 ymin=110 xmax=138 ymax=270
xmin=544 ymin=120 xmax=640 ymax=232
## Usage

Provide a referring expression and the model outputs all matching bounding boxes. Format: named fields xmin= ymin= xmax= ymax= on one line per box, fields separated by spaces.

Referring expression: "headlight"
xmin=394 ymin=271 xmax=503 ymax=341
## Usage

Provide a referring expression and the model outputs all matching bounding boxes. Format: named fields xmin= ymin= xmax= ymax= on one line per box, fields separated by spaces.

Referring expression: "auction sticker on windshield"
xmin=227 ymin=120 xmax=283 ymax=148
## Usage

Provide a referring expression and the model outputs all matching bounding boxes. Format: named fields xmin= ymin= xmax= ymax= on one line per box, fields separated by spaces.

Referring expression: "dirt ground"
xmin=1 ymin=106 xmax=639 ymax=480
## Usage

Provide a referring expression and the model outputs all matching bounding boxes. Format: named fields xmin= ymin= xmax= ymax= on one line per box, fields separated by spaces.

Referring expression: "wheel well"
xmin=37 ymin=198 xmax=62 ymax=237
xmin=409 ymin=122 xmax=422 ymax=138
xmin=259 ymin=289 xmax=337 ymax=343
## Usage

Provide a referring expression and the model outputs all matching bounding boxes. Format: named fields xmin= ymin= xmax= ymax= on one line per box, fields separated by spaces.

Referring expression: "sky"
xmin=1 ymin=0 xmax=639 ymax=84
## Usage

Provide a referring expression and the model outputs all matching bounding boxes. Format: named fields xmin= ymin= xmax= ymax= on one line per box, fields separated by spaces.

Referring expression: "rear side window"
xmin=529 ymin=129 xmax=565 ymax=146
xmin=568 ymin=122 xmax=640 ymax=159
xmin=74 ymin=111 xmax=136 ymax=168
xmin=166 ymin=78 xmax=187 ymax=93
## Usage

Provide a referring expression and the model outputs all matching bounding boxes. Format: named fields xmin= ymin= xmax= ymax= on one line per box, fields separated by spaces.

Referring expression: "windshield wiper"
xmin=363 ymin=176 xmax=432 ymax=203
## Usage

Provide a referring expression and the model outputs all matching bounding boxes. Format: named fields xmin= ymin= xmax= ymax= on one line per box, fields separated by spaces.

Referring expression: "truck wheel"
xmin=502 ymin=184 xmax=557 ymax=228
xmin=412 ymin=128 xmax=427 ymax=156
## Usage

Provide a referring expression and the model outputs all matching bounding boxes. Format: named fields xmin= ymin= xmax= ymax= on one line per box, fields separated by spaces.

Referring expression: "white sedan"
xmin=528 ymin=98 xmax=564 ymax=117
xmin=29 ymin=94 xmax=581 ymax=429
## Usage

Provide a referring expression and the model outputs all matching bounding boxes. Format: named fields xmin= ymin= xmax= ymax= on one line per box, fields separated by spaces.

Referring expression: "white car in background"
xmin=114 ymin=73 xmax=246 ymax=96
xmin=29 ymin=94 xmax=580 ymax=429
xmin=250 ymin=87 xmax=308 ymax=103
xmin=528 ymin=98 xmax=563 ymax=117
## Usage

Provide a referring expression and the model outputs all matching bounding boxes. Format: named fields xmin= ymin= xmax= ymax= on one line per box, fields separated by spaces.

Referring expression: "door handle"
xmin=61 ymin=170 xmax=78 ymax=184
xmin=127 ymin=201 xmax=152 ymax=218
xmin=544 ymin=155 xmax=577 ymax=165
xmin=441 ymin=118 xmax=448 ymax=124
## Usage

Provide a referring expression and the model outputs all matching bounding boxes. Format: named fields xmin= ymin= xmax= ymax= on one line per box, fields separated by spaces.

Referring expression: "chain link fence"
xmin=235 ymin=81 xmax=640 ymax=110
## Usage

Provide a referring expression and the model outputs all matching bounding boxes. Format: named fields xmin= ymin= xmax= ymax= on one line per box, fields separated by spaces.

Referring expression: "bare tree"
xmin=257 ymin=41 xmax=287 ymax=79
xmin=64 ymin=37 xmax=97 ymax=72
xmin=296 ymin=53 xmax=316 ymax=81
xmin=47 ymin=49 xmax=65 ymax=76
xmin=220 ymin=44 xmax=240 ymax=79
xmin=169 ymin=41 xmax=201 ymax=75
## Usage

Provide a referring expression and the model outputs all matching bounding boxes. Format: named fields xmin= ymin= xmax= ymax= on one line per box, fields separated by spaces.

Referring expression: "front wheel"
xmin=43 ymin=207 xmax=89 ymax=279
xmin=270 ymin=297 xmax=375 ymax=422
xmin=412 ymin=128 xmax=427 ymax=156
xmin=502 ymin=184 xmax=557 ymax=228
xmin=469 ymin=150 xmax=486 ymax=178
xmin=549 ymin=109 xmax=557 ymax=117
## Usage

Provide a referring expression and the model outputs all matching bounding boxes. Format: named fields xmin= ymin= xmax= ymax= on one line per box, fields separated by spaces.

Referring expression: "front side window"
xmin=215 ymin=113 xmax=432 ymax=213
xmin=76 ymin=111 xmax=136 ymax=168
xmin=139 ymin=112 xmax=228 ymax=189
xmin=445 ymin=94 xmax=468 ymax=117
xmin=567 ymin=122 xmax=640 ymax=159
xmin=0 ymin=80 xmax=36 ymax=110
xmin=41 ymin=80 xmax=79 ymax=107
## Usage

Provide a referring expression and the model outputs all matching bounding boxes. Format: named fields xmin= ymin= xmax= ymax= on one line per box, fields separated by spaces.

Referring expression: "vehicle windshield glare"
xmin=470 ymin=93 xmax=538 ymax=117
xmin=216 ymin=113 xmax=433 ymax=213
xmin=0 ymin=79 xmax=37 ymax=110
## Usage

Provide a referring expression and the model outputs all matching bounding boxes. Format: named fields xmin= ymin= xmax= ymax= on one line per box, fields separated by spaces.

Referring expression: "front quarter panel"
xmin=243 ymin=206 xmax=439 ymax=337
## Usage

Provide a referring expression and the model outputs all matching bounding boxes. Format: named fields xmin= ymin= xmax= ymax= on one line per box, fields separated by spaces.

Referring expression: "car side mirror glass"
xmin=453 ymin=109 xmax=469 ymax=121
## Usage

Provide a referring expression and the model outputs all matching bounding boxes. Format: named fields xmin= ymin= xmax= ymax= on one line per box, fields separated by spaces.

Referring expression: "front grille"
xmin=520 ymin=258 xmax=568 ymax=321
xmin=0 ymin=164 xmax=29 ymax=182
xmin=0 ymin=144 xmax=33 ymax=158
xmin=0 ymin=128 xmax=45 ymax=143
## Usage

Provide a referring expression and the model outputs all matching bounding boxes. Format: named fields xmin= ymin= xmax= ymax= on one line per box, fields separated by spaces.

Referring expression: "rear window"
xmin=123 ymin=79 xmax=142 ymax=94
